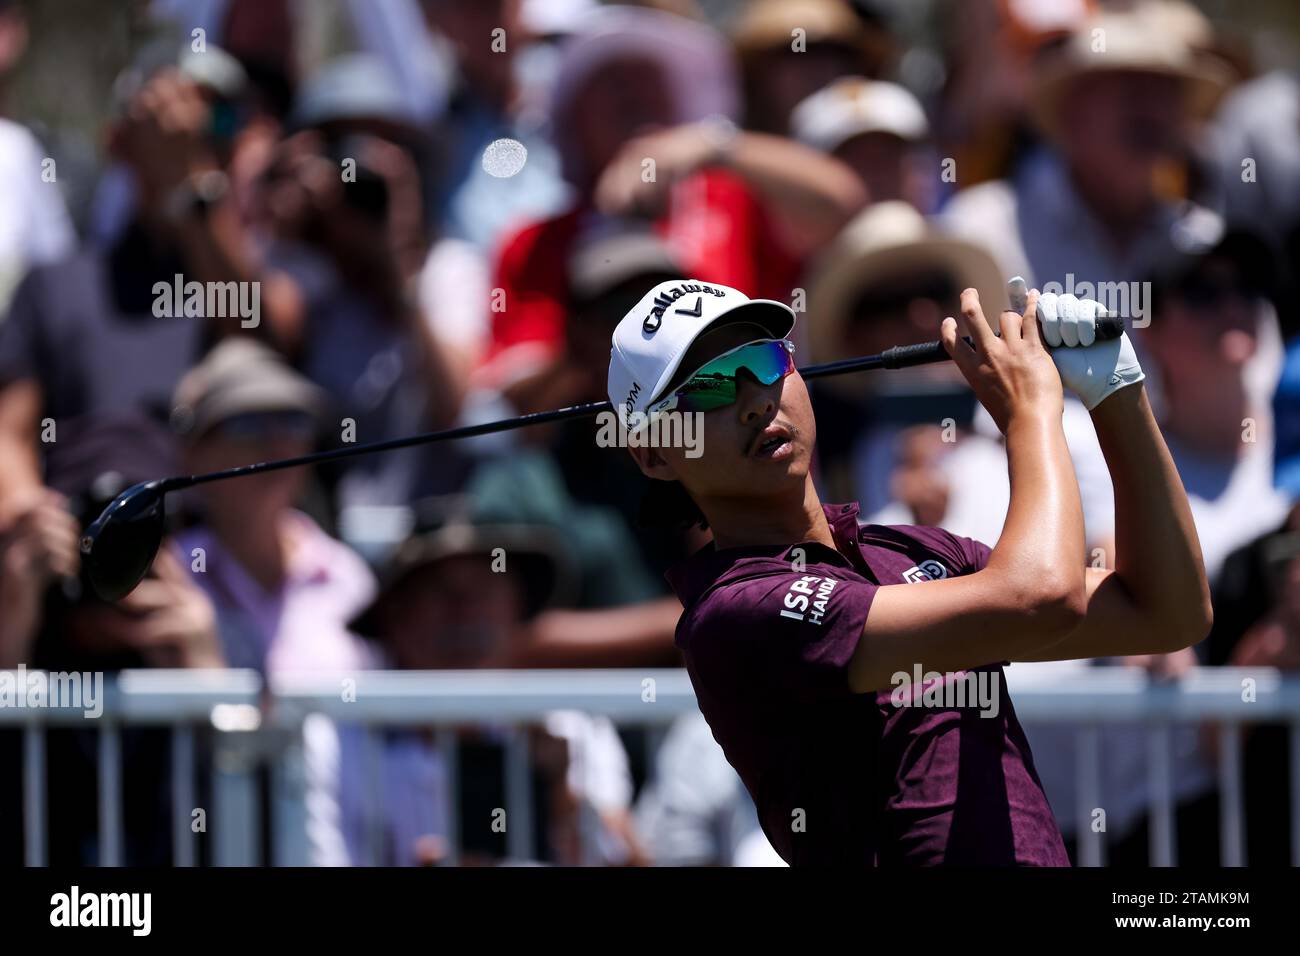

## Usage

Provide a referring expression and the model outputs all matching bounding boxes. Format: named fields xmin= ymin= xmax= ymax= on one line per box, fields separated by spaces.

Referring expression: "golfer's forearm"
xmin=889 ymin=407 xmax=1087 ymax=646
xmin=852 ymin=410 xmax=1086 ymax=690
xmin=1090 ymin=384 xmax=1212 ymax=644
xmin=985 ymin=411 xmax=1086 ymax=612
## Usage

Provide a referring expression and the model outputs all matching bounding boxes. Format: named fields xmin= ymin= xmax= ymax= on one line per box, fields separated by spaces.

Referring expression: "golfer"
xmin=607 ymin=279 xmax=1211 ymax=865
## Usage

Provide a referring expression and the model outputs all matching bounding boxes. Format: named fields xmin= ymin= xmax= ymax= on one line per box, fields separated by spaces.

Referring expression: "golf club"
xmin=80 ymin=305 xmax=1125 ymax=601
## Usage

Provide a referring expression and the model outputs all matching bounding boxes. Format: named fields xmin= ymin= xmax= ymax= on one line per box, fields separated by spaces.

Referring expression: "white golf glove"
xmin=1035 ymin=291 xmax=1145 ymax=410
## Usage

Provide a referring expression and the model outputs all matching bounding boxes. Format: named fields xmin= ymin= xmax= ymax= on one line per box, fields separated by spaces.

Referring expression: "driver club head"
xmin=79 ymin=479 xmax=169 ymax=602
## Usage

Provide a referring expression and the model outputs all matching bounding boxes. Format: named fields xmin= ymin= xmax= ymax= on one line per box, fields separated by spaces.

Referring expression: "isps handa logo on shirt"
xmin=778 ymin=574 xmax=838 ymax=625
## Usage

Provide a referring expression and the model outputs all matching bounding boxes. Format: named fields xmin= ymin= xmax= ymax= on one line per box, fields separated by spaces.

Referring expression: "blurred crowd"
xmin=0 ymin=0 xmax=1298 ymax=866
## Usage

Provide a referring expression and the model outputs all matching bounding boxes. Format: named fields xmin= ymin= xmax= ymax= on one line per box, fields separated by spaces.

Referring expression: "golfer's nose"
xmin=735 ymin=372 xmax=778 ymax=425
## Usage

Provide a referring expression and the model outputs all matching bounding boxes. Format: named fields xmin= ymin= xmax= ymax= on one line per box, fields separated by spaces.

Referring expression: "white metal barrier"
xmin=1006 ymin=666 xmax=1300 ymax=867
xmin=0 ymin=669 xmax=262 ymax=866
xmin=3 ymin=667 xmax=1299 ymax=866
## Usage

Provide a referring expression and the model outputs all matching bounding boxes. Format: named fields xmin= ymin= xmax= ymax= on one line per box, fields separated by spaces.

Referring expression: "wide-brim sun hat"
xmin=548 ymin=6 xmax=739 ymax=186
xmin=1028 ymin=4 xmax=1232 ymax=142
xmin=805 ymin=201 xmax=1005 ymax=373
xmin=731 ymin=0 xmax=877 ymax=59
xmin=348 ymin=519 xmax=575 ymax=637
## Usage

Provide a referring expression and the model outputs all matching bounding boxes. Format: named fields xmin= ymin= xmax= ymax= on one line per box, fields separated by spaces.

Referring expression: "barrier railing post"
xmin=436 ymin=727 xmax=461 ymax=867
xmin=97 ymin=721 xmax=123 ymax=867
xmin=1217 ymin=723 xmax=1245 ymax=866
xmin=1074 ymin=726 xmax=1103 ymax=867
xmin=23 ymin=724 xmax=46 ymax=867
xmin=172 ymin=725 xmax=196 ymax=867
xmin=1146 ymin=723 xmax=1175 ymax=866
xmin=362 ymin=725 xmax=385 ymax=866
xmin=211 ymin=706 xmax=262 ymax=867
xmin=504 ymin=726 xmax=534 ymax=863
xmin=271 ymin=719 xmax=310 ymax=867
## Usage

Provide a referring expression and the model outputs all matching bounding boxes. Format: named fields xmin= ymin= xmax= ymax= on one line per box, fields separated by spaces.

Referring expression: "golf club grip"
xmin=880 ymin=314 xmax=1125 ymax=370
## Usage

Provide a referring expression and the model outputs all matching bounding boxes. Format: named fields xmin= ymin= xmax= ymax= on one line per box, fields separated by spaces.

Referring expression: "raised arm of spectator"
xmin=509 ymin=596 xmax=683 ymax=668
xmin=594 ymin=122 xmax=867 ymax=256
xmin=111 ymin=67 xmax=306 ymax=353
xmin=0 ymin=488 xmax=80 ymax=667
xmin=0 ymin=379 xmax=43 ymax=511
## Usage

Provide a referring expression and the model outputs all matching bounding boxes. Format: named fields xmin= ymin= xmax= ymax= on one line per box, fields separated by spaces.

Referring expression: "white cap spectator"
xmin=791 ymin=77 xmax=928 ymax=154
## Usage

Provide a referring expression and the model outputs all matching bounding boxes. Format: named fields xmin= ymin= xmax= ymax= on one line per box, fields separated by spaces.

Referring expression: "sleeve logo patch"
xmin=902 ymin=560 xmax=948 ymax=583
xmin=779 ymin=574 xmax=838 ymax=625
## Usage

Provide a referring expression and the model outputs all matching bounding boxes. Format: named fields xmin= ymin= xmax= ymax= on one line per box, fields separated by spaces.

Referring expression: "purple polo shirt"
xmin=665 ymin=502 xmax=1069 ymax=866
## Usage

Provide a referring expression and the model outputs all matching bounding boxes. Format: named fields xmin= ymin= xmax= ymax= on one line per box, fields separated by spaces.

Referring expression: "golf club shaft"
xmin=159 ymin=396 xmax=612 ymax=492
xmin=167 ymin=311 xmax=1135 ymax=491
xmin=162 ymin=340 xmax=954 ymax=492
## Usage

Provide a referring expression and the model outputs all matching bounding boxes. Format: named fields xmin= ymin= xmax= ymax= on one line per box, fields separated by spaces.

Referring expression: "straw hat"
xmin=732 ymin=0 xmax=872 ymax=57
xmin=1029 ymin=3 xmax=1231 ymax=141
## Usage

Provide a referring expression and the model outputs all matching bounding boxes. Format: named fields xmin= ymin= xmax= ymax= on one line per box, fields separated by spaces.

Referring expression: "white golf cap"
xmin=607 ymin=280 xmax=796 ymax=429
xmin=791 ymin=77 xmax=929 ymax=154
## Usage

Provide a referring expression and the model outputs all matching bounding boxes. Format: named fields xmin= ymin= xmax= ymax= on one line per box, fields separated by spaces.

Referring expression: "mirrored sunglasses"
xmin=650 ymin=339 xmax=796 ymax=415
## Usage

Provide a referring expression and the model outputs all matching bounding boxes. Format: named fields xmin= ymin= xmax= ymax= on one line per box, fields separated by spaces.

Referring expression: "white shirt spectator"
xmin=418 ymin=236 xmax=490 ymax=362
xmin=1212 ymin=70 xmax=1300 ymax=240
xmin=862 ymin=399 xmax=1117 ymax=549
xmin=178 ymin=512 xmax=379 ymax=867
xmin=634 ymin=712 xmax=783 ymax=867
xmin=0 ymin=119 xmax=75 ymax=317
xmin=317 ymin=709 xmax=635 ymax=866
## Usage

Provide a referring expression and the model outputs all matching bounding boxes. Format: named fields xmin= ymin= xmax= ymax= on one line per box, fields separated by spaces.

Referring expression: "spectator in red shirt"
xmin=482 ymin=5 xmax=864 ymax=385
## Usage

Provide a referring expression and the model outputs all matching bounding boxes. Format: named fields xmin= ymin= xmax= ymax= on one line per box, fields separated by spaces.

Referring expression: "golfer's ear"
xmin=627 ymin=445 xmax=674 ymax=480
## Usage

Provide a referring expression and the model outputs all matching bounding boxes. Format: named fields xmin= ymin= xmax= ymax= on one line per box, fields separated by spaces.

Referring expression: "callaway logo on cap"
xmin=607 ymin=280 xmax=796 ymax=429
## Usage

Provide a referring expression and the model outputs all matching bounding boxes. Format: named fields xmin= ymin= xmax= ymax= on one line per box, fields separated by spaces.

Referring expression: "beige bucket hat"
xmin=805 ymin=201 xmax=1005 ymax=367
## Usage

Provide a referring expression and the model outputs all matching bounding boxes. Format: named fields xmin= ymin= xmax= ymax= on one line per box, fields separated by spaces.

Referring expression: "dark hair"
xmin=637 ymin=478 xmax=708 ymax=532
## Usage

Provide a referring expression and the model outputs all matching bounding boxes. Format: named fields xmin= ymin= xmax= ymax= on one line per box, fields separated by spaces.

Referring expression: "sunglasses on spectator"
xmin=215 ymin=410 xmax=317 ymax=442
xmin=1177 ymin=276 xmax=1263 ymax=311
xmin=649 ymin=339 xmax=796 ymax=416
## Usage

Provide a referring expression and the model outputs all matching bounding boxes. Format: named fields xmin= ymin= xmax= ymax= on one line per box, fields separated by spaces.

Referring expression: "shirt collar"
xmin=664 ymin=502 xmax=862 ymax=609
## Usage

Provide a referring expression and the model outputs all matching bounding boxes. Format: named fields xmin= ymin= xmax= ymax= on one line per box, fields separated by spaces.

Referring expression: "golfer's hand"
xmin=1035 ymin=292 xmax=1145 ymax=410
xmin=941 ymin=287 xmax=1063 ymax=434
